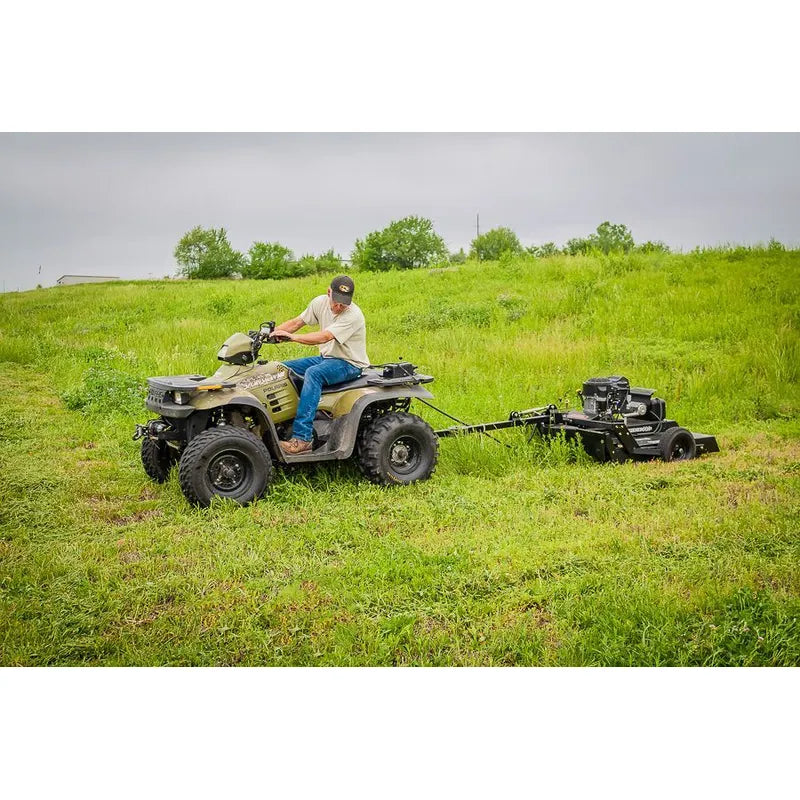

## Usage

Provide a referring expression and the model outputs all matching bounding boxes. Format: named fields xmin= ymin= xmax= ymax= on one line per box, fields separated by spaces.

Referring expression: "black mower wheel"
xmin=659 ymin=426 xmax=696 ymax=462
xmin=141 ymin=438 xmax=179 ymax=483
xmin=357 ymin=411 xmax=439 ymax=486
xmin=178 ymin=426 xmax=273 ymax=507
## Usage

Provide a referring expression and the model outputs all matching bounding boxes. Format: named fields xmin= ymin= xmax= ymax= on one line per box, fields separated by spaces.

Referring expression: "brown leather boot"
xmin=279 ymin=437 xmax=313 ymax=455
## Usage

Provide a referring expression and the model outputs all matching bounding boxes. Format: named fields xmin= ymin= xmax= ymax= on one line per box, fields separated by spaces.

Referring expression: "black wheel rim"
xmin=388 ymin=435 xmax=421 ymax=475
xmin=671 ymin=437 xmax=691 ymax=460
xmin=207 ymin=450 xmax=250 ymax=492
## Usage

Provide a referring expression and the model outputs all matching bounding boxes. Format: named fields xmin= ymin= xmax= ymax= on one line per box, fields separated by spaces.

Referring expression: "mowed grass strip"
xmin=1 ymin=248 xmax=799 ymax=665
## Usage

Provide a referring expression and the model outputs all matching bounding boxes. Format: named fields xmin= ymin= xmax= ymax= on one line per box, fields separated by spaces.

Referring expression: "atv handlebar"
xmin=246 ymin=321 xmax=277 ymax=359
xmin=247 ymin=321 xmax=276 ymax=340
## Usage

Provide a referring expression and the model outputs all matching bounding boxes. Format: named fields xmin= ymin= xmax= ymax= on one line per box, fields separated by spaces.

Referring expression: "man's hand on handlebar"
xmin=269 ymin=329 xmax=294 ymax=342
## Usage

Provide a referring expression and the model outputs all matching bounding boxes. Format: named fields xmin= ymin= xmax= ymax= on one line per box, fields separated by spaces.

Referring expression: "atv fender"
xmin=318 ymin=386 xmax=435 ymax=460
xmin=187 ymin=392 xmax=286 ymax=458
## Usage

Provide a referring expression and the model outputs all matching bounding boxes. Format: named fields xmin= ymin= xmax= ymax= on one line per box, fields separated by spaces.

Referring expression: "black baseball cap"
xmin=330 ymin=275 xmax=355 ymax=305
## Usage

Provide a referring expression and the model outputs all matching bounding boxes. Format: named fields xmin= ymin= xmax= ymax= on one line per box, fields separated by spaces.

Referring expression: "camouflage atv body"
xmin=135 ymin=324 xmax=438 ymax=506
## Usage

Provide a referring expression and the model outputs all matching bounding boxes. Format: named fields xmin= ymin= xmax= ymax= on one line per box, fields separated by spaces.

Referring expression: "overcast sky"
xmin=1 ymin=132 xmax=798 ymax=292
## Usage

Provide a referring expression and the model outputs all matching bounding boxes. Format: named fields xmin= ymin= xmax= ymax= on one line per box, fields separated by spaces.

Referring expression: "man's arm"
xmin=272 ymin=314 xmax=334 ymax=345
xmin=274 ymin=315 xmax=306 ymax=335
xmin=273 ymin=328 xmax=334 ymax=345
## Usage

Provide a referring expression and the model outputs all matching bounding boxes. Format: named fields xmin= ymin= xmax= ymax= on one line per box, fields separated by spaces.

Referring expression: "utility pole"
xmin=476 ymin=213 xmax=480 ymax=239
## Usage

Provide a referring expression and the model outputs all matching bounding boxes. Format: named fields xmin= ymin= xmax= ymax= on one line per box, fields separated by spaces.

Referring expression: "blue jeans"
xmin=283 ymin=356 xmax=362 ymax=441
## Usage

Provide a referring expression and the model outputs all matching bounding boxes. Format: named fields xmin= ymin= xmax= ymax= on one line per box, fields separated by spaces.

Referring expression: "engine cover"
xmin=581 ymin=376 xmax=631 ymax=418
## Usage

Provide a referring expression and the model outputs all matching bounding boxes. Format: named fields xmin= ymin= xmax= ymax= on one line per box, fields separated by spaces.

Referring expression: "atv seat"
xmin=287 ymin=368 xmax=382 ymax=395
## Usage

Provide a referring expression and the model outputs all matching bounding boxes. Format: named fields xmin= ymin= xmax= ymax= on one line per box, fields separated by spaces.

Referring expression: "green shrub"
xmin=592 ymin=221 xmax=634 ymax=254
xmin=174 ymin=226 xmax=245 ymax=279
xmin=470 ymin=227 xmax=523 ymax=261
xmin=242 ymin=242 xmax=296 ymax=279
xmin=564 ymin=237 xmax=593 ymax=256
xmin=565 ymin=222 xmax=635 ymax=256
xmin=297 ymin=249 xmax=346 ymax=276
xmin=351 ymin=216 xmax=448 ymax=272
xmin=527 ymin=242 xmax=560 ymax=257
xmin=636 ymin=240 xmax=671 ymax=254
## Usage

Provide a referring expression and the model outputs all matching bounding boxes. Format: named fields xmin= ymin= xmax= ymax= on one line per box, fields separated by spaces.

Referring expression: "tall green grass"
xmin=1 ymin=249 xmax=798 ymax=665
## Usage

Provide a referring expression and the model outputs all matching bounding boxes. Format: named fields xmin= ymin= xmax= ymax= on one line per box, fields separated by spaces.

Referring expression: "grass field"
xmin=1 ymin=247 xmax=799 ymax=665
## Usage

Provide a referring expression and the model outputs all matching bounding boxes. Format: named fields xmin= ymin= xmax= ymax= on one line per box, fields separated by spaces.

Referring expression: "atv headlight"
xmin=173 ymin=391 xmax=192 ymax=405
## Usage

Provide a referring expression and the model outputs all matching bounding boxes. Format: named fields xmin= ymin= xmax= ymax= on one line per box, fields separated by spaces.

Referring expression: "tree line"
xmin=173 ymin=217 xmax=672 ymax=280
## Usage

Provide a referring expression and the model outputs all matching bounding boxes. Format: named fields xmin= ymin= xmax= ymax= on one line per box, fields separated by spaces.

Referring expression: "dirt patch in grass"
xmin=725 ymin=481 xmax=780 ymax=508
xmin=120 ymin=602 xmax=174 ymax=628
xmin=113 ymin=508 xmax=162 ymax=526
xmin=86 ymin=496 xmax=122 ymax=520
xmin=118 ymin=548 xmax=142 ymax=564
xmin=497 ymin=602 xmax=561 ymax=651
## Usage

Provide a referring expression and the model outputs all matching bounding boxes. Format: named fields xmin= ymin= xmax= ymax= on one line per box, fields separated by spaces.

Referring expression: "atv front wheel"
xmin=141 ymin=438 xmax=179 ymax=483
xmin=357 ymin=411 xmax=438 ymax=486
xmin=178 ymin=427 xmax=273 ymax=507
xmin=659 ymin=427 xmax=696 ymax=462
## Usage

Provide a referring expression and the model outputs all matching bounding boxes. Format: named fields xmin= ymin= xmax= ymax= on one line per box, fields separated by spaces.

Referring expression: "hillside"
xmin=1 ymin=248 xmax=799 ymax=665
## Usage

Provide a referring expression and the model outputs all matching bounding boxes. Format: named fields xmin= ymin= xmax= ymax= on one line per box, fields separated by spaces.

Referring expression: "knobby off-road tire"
xmin=178 ymin=426 xmax=273 ymax=507
xmin=141 ymin=438 xmax=179 ymax=483
xmin=357 ymin=411 xmax=439 ymax=486
xmin=659 ymin=426 xmax=696 ymax=462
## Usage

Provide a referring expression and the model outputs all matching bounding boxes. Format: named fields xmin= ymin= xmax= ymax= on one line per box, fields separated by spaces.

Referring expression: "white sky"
xmin=1 ymin=132 xmax=798 ymax=292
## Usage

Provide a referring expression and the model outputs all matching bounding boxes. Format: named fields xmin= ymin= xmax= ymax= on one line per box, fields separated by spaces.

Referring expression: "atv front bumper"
xmin=133 ymin=418 xmax=176 ymax=441
xmin=145 ymin=386 xmax=195 ymax=418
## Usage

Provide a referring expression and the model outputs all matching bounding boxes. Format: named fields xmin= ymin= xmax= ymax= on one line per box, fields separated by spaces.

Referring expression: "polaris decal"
xmin=238 ymin=373 xmax=285 ymax=390
xmin=628 ymin=425 xmax=654 ymax=433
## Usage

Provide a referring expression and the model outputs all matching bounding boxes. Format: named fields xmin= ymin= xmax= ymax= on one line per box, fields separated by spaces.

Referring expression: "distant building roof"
xmin=57 ymin=275 xmax=120 ymax=280
xmin=56 ymin=274 xmax=120 ymax=285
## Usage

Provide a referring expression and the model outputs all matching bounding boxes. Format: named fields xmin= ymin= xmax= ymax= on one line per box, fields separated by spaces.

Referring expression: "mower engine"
xmin=580 ymin=376 xmax=631 ymax=419
xmin=579 ymin=376 xmax=666 ymax=421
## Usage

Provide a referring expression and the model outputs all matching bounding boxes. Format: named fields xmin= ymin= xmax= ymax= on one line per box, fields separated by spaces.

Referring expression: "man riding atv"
xmin=270 ymin=275 xmax=369 ymax=455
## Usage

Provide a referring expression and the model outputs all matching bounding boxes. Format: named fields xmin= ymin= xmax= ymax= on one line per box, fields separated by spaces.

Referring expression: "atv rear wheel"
xmin=357 ymin=411 xmax=438 ymax=486
xmin=141 ymin=438 xmax=179 ymax=483
xmin=178 ymin=426 xmax=273 ymax=507
xmin=659 ymin=426 xmax=696 ymax=462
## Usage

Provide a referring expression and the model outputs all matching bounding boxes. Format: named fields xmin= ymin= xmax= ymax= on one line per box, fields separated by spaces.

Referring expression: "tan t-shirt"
xmin=301 ymin=295 xmax=370 ymax=369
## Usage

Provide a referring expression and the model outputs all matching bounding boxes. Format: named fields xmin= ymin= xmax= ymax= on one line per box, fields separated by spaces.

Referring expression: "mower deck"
xmin=434 ymin=406 xmax=719 ymax=463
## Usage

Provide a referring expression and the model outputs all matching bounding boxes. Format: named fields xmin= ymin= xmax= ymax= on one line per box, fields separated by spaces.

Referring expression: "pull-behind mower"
xmin=434 ymin=375 xmax=719 ymax=464
xmin=134 ymin=324 xmax=719 ymax=506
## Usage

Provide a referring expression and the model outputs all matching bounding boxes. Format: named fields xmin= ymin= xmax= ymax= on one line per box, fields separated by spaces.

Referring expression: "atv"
xmin=134 ymin=323 xmax=439 ymax=507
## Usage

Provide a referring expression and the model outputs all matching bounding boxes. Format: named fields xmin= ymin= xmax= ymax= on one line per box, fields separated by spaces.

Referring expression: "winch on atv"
xmin=134 ymin=325 xmax=719 ymax=507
